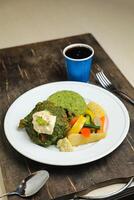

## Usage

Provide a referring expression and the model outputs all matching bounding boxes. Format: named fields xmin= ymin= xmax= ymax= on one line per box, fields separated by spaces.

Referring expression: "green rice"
xmin=48 ymin=90 xmax=86 ymax=115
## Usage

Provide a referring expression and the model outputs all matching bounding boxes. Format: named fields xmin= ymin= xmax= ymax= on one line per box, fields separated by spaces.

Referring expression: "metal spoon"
xmin=0 ymin=170 xmax=49 ymax=198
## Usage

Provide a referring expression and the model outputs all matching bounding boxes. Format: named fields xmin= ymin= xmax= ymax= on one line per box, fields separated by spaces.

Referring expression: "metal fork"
xmin=95 ymin=70 xmax=134 ymax=105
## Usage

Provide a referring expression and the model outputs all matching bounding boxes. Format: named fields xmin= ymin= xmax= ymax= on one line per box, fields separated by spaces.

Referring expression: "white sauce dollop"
xmin=32 ymin=110 xmax=56 ymax=135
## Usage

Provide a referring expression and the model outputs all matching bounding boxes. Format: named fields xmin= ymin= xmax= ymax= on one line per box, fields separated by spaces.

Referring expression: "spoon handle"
xmin=0 ymin=191 xmax=18 ymax=198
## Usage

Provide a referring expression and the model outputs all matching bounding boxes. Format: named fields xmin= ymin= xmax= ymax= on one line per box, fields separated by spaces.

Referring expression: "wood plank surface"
xmin=0 ymin=33 xmax=134 ymax=200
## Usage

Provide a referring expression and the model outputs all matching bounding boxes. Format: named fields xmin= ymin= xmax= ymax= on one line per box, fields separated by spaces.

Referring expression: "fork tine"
xmin=96 ymin=70 xmax=112 ymax=89
xmin=100 ymin=71 xmax=111 ymax=85
xmin=96 ymin=73 xmax=107 ymax=88
xmin=98 ymin=71 xmax=110 ymax=87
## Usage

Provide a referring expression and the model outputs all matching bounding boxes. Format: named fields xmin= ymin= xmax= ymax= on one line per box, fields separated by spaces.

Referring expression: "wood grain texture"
xmin=0 ymin=33 xmax=134 ymax=200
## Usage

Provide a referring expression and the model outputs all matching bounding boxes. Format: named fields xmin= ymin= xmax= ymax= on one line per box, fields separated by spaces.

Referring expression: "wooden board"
xmin=0 ymin=33 xmax=134 ymax=200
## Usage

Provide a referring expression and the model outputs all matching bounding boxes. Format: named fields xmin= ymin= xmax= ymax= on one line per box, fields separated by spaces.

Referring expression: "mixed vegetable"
xmin=19 ymin=91 xmax=107 ymax=152
xmin=57 ymin=101 xmax=107 ymax=151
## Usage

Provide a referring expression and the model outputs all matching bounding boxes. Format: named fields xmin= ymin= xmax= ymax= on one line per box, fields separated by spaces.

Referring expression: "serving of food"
xmin=4 ymin=81 xmax=129 ymax=165
xmin=19 ymin=90 xmax=107 ymax=152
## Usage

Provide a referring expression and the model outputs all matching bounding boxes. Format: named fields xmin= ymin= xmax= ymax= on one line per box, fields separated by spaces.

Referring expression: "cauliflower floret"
xmin=57 ymin=137 xmax=73 ymax=152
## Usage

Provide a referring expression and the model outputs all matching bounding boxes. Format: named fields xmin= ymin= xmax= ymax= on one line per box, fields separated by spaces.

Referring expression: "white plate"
xmin=4 ymin=81 xmax=130 ymax=166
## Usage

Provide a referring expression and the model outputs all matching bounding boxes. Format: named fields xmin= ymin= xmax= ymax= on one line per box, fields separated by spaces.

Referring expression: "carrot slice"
xmin=81 ymin=127 xmax=91 ymax=137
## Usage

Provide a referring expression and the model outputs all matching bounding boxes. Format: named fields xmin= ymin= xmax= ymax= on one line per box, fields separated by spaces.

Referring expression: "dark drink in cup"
xmin=63 ymin=44 xmax=94 ymax=82
xmin=65 ymin=46 xmax=92 ymax=59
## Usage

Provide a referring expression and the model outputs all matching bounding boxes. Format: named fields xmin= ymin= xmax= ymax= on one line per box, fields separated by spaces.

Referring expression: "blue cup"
xmin=63 ymin=43 xmax=94 ymax=82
